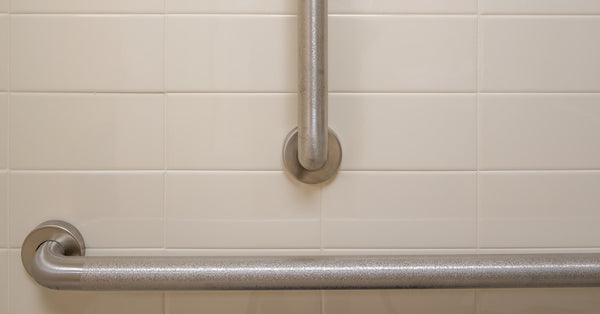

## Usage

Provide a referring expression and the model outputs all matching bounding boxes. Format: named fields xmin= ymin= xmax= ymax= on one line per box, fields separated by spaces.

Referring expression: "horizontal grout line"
xmin=6 ymin=12 xmax=600 ymax=16
xmin=5 ymin=247 xmax=600 ymax=252
xmin=7 ymin=170 xmax=600 ymax=174
xmin=7 ymin=91 xmax=600 ymax=95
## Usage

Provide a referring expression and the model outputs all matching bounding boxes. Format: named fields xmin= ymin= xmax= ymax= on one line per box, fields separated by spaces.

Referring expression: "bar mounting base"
xmin=21 ymin=220 xmax=85 ymax=278
xmin=282 ymin=127 xmax=342 ymax=184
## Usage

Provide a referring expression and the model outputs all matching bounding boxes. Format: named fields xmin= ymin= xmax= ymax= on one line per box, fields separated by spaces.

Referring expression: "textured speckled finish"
xmin=23 ymin=223 xmax=600 ymax=290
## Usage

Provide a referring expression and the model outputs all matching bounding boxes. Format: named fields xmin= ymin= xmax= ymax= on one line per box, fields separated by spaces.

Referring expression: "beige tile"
xmin=0 ymin=0 xmax=7 ymax=12
xmin=323 ymin=290 xmax=475 ymax=314
xmin=166 ymin=16 xmax=296 ymax=92
xmin=480 ymin=17 xmax=600 ymax=92
xmin=10 ymin=172 xmax=164 ymax=248
xmin=480 ymin=0 xmax=600 ymax=14
xmin=322 ymin=172 xmax=477 ymax=248
xmin=479 ymin=94 xmax=600 ymax=170
xmin=166 ymin=172 xmax=320 ymax=248
xmin=0 ymin=251 xmax=6 ymax=314
xmin=330 ymin=16 xmax=476 ymax=92
xmin=332 ymin=94 xmax=476 ymax=170
xmin=167 ymin=0 xmax=476 ymax=13
xmin=0 ymin=94 xmax=6 ymax=168
xmin=477 ymin=288 xmax=600 ymax=314
xmin=0 ymin=173 xmax=6 ymax=248
xmin=479 ymin=172 xmax=600 ymax=248
xmin=10 ymin=93 xmax=163 ymax=170
xmin=167 ymin=16 xmax=476 ymax=92
xmin=166 ymin=291 xmax=320 ymax=314
xmin=8 ymin=252 xmax=163 ymax=314
xmin=11 ymin=16 xmax=164 ymax=92
xmin=167 ymin=94 xmax=295 ymax=170
xmin=0 ymin=16 xmax=7 ymax=91
xmin=12 ymin=0 xmax=163 ymax=13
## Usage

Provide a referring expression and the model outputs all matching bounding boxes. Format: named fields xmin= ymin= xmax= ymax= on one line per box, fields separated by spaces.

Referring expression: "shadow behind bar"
xmin=22 ymin=221 xmax=600 ymax=291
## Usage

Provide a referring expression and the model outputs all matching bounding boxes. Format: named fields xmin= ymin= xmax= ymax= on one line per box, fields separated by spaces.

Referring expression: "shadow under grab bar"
xmin=22 ymin=221 xmax=600 ymax=290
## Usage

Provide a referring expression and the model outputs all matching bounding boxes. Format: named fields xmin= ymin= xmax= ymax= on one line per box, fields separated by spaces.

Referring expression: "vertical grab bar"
xmin=283 ymin=0 xmax=342 ymax=184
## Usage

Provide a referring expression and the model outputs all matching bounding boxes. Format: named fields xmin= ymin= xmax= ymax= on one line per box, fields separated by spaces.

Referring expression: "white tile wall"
xmin=1 ymin=0 xmax=599 ymax=313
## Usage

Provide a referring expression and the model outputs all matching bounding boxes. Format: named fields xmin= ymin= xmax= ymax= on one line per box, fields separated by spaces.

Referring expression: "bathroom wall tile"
xmin=323 ymin=290 xmax=475 ymax=314
xmin=10 ymin=94 xmax=163 ymax=170
xmin=0 ymin=16 xmax=7 ymax=91
xmin=0 ymin=251 xmax=6 ymax=314
xmin=167 ymin=0 xmax=476 ymax=13
xmin=479 ymin=94 xmax=600 ymax=170
xmin=0 ymin=94 xmax=7 ymax=168
xmin=322 ymin=172 xmax=477 ymax=248
xmin=332 ymin=94 xmax=476 ymax=170
xmin=0 ymin=1 xmax=7 ymax=12
xmin=166 ymin=291 xmax=321 ymax=314
xmin=0 ymin=173 xmax=6 ymax=248
xmin=330 ymin=16 xmax=476 ymax=92
xmin=166 ymin=16 xmax=296 ymax=92
xmin=10 ymin=172 xmax=164 ymax=248
xmin=480 ymin=17 xmax=600 ymax=92
xmin=167 ymin=94 xmax=295 ymax=170
xmin=480 ymin=0 xmax=600 ymax=14
xmin=167 ymin=16 xmax=476 ymax=92
xmin=12 ymin=0 xmax=164 ymax=13
xmin=8 ymin=252 xmax=164 ymax=314
xmin=166 ymin=172 xmax=320 ymax=248
xmin=479 ymin=172 xmax=600 ymax=248
xmin=11 ymin=16 xmax=164 ymax=92
xmin=477 ymin=288 xmax=600 ymax=314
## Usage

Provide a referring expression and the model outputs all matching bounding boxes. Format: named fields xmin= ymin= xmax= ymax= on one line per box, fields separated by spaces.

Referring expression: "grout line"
xmin=7 ymin=12 xmax=600 ymax=16
xmin=7 ymin=90 xmax=600 ymax=95
xmin=8 ymin=169 xmax=600 ymax=173
xmin=6 ymin=0 xmax=10 ymax=310
xmin=475 ymin=0 xmax=481 ymax=255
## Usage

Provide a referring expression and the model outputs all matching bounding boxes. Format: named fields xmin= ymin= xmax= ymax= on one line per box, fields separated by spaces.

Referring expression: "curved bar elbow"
xmin=30 ymin=241 xmax=83 ymax=290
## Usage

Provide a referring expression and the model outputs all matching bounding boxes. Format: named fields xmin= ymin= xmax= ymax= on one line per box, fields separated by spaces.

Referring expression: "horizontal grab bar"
xmin=22 ymin=221 xmax=600 ymax=290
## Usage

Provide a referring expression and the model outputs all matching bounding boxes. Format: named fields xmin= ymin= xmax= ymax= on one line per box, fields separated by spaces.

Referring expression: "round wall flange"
xmin=282 ymin=127 xmax=342 ymax=184
xmin=21 ymin=220 xmax=85 ymax=277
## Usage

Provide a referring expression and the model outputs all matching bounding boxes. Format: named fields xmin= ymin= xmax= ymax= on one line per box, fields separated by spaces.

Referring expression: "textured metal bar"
xmin=298 ymin=0 xmax=328 ymax=170
xmin=30 ymin=241 xmax=600 ymax=291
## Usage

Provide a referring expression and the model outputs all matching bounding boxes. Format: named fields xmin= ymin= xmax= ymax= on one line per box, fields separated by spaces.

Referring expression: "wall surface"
xmin=1 ymin=0 xmax=600 ymax=313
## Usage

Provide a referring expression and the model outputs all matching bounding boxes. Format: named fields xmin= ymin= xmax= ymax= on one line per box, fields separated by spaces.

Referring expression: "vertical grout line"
xmin=475 ymin=0 xmax=481 ymax=256
xmin=163 ymin=3 xmax=168 ymax=311
xmin=6 ymin=0 xmax=11 ymax=311
xmin=475 ymin=0 xmax=481 ymax=312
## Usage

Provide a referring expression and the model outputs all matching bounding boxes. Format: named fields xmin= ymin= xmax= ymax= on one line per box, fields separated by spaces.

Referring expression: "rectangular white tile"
xmin=0 ymin=173 xmax=6 ymax=248
xmin=10 ymin=172 xmax=164 ymax=248
xmin=480 ymin=0 xmax=600 ymax=14
xmin=332 ymin=94 xmax=476 ymax=170
xmin=480 ymin=17 xmax=600 ymax=92
xmin=479 ymin=172 xmax=600 ymax=248
xmin=0 ymin=94 xmax=6 ymax=168
xmin=166 ymin=172 xmax=320 ymax=248
xmin=166 ymin=291 xmax=321 ymax=314
xmin=10 ymin=93 xmax=163 ymax=170
xmin=166 ymin=16 xmax=296 ymax=92
xmin=323 ymin=290 xmax=475 ymax=314
xmin=330 ymin=16 xmax=476 ymax=92
xmin=0 ymin=16 xmax=7 ymax=91
xmin=9 ymin=252 xmax=164 ymax=314
xmin=167 ymin=0 xmax=476 ymax=13
xmin=0 ymin=251 xmax=6 ymax=314
xmin=167 ymin=94 xmax=295 ymax=170
xmin=12 ymin=0 xmax=164 ymax=13
xmin=322 ymin=172 xmax=477 ymax=248
xmin=477 ymin=288 xmax=600 ymax=314
xmin=11 ymin=16 xmax=164 ymax=92
xmin=0 ymin=0 xmax=7 ymax=12
xmin=167 ymin=16 xmax=476 ymax=92
xmin=479 ymin=94 xmax=600 ymax=170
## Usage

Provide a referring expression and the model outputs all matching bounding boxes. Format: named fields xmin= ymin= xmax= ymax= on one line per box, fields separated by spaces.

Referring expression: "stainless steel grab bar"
xmin=22 ymin=221 xmax=600 ymax=290
xmin=282 ymin=0 xmax=342 ymax=184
